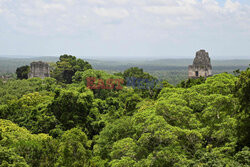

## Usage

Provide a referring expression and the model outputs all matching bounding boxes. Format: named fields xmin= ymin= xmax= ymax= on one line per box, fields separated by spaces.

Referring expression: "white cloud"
xmin=0 ymin=0 xmax=249 ymax=38
xmin=202 ymin=0 xmax=221 ymax=13
xmin=224 ymin=0 xmax=241 ymax=12
xmin=93 ymin=7 xmax=129 ymax=19
xmin=87 ymin=0 xmax=105 ymax=5
xmin=143 ymin=6 xmax=200 ymax=17
xmin=109 ymin=0 xmax=129 ymax=5
xmin=87 ymin=0 xmax=129 ymax=5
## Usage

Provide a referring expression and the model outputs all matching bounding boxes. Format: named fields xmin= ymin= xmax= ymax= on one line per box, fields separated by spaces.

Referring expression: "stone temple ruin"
xmin=188 ymin=50 xmax=212 ymax=78
xmin=28 ymin=61 xmax=50 ymax=79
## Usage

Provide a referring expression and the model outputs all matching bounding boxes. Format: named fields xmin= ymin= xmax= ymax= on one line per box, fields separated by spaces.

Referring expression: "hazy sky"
xmin=0 ymin=0 xmax=249 ymax=60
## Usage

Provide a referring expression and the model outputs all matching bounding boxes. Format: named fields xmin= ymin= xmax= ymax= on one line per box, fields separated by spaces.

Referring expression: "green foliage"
xmin=120 ymin=67 xmax=163 ymax=99
xmin=118 ymin=88 xmax=142 ymax=116
xmin=0 ymin=119 xmax=57 ymax=167
xmin=56 ymin=128 xmax=92 ymax=167
xmin=48 ymin=87 xmax=94 ymax=132
xmin=0 ymin=146 xmax=29 ymax=167
xmin=193 ymin=149 xmax=239 ymax=167
xmin=0 ymin=77 xmax=57 ymax=105
xmin=156 ymin=98 xmax=199 ymax=129
xmin=205 ymin=73 xmax=237 ymax=95
xmin=234 ymin=147 xmax=250 ymax=166
xmin=123 ymin=67 xmax=154 ymax=80
xmin=235 ymin=67 xmax=250 ymax=147
xmin=110 ymin=138 xmax=137 ymax=160
xmin=235 ymin=67 xmax=250 ymax=112
xmin=73 ymin=69 xmax=124 ymax=99
xmin=178 ymin=77 xmax=205 ymax=88
xmin=51 ymin=54 xmax=92 ymax=84
xmin=0 ymin=92 xmax=57 ymax=134
xmin=16 ymin=65 xmax=30 ymax=80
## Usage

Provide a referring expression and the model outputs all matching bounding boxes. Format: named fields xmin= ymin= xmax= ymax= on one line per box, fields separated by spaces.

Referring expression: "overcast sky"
xmin=0 ymin=0 xmax=249 ymax=60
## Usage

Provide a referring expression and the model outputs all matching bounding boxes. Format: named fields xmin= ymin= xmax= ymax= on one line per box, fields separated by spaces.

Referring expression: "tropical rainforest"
xmin=0 ymin=55 xmax=249 ymax=167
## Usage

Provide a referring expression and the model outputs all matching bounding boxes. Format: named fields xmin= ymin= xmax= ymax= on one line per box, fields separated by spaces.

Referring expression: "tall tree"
xmin=235 ymin=67 xmax=250 ymax=147
xmin=56 ymin=128 xmax=92 ymax=167
xmin=52 ymin=54 xmax=92 ymax=84
xmin=16 ymin=65 xmax=30 ymax=80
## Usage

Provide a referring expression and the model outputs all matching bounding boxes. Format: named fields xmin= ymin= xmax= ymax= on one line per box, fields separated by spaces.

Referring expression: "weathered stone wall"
xmin=28 ymin=61 xmax=50 ymax=79
xmin=188 ymin=50 xmax=212 ymax=78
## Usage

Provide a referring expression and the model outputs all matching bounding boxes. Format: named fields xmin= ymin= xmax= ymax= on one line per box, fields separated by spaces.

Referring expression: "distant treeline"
xmin=0 ymin=56 xmax=250 ymax=85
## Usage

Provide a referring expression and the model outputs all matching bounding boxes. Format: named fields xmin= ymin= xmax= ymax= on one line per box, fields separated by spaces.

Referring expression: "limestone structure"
xmin=28 ymin=61 xmax=50 ymax=79
xmin=188 ymin=50 xmax=212 ymax=78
